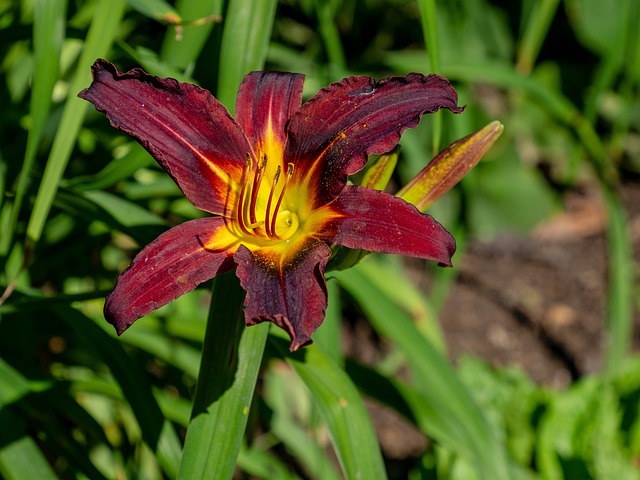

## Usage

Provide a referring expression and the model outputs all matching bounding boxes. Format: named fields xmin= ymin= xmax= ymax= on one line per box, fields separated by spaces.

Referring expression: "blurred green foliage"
xmin=1 ymin=0 xmax=639 ymax=478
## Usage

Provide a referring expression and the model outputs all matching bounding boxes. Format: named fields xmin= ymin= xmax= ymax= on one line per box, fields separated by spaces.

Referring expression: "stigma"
xmin=236 ymin=153 xmax=297 ymax=241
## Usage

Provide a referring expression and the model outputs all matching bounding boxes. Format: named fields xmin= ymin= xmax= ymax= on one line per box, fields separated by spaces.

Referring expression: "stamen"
xmin=269 ymin=163 xmax=295 ymax=239
xmin=264 ymin=165 xmax=282 ymax=238
xmin=236 ymin=154 xmax=254 ymax=236
xmin=249 ymin=154 xmax=267 ymax=225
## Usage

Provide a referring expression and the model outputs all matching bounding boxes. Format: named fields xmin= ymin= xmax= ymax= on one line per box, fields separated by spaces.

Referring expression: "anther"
xmin=269 ymin=163 xmax=295 ymax=239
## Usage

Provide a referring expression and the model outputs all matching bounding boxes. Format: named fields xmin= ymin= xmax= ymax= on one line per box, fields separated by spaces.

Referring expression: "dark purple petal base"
xmin=234 ymin=242 xmax=332 ymax=351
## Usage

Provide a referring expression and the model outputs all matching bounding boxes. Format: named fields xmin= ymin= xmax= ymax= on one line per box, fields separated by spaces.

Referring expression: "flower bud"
xmin=398 ymin=121 xmax=503 ymax=211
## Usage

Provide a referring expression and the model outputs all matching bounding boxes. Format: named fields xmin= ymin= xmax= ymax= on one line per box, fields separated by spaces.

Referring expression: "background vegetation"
xmin=1 ymin=0 xmax=639 ymax=478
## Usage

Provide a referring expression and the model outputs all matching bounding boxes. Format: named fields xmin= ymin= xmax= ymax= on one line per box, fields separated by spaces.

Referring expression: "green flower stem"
xmin=178 ymin=273 xmax=269 ymax=479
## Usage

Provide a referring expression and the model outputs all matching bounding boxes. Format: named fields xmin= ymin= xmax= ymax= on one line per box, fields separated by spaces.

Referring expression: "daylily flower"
xmin=80 ymin=59 xmax=463 ymax=350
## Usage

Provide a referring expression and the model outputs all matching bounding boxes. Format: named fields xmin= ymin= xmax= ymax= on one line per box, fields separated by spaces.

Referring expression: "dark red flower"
xmin=80 ymin=59 xmax=463 ymax=350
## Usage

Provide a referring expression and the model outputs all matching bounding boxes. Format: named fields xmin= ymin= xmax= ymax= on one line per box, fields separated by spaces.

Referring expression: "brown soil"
xmin=351 ymin=180 xmax=640 ymax=467
xmin=440 ymin=180 xmax=640 ymax=388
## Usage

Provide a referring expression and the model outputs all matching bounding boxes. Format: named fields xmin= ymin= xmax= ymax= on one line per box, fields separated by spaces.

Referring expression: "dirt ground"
xmin=347 ymin=179 xmax=640 ymax=466
xmin=439 ymin=179 xmax=640 ymax=388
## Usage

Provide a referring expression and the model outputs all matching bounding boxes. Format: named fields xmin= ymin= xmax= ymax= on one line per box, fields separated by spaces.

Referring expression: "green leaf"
xmin=118 ymin=326 xmax=201 ymax=378
xmin=52 ymin=305 xmax=182 ymax=478
xmin=335 ymin=259 xmax=514 ymax=480
xmin=178 ymin=274 xmax=269 ymax=480
xmin=26 ymin=0 xmax=127 ymax=246
xmin=0 ymin=360 xmax=57 ymax=480
xmin=516 ymin=0 xmax=561 ymax=73
xmin=0 ymin=416 xmax=58 ymax=480
xmin=272 ymin=338 xmax=387 ymax=480
xmin=537 ymin=377 xmax=638 ymax=480
xmin=216 ymin=0 xmax=278 ymax=110
xmin=263 ymin=364 xmax=342 ymax=479
xmin=237 ymin=444 xmax=300 ymax=480
xmin=127 ymin=0 xmax=182 ymax=24
xmin=54 ymin=188 xmax=166 ymax=246
xmin=0 ymin=0 xmax=67 ymax=259
xmin=160 ymin=0 xmax=224 ymax=71
xmin=313 ymin=279 xmax=343 ymax=363
xmin=417 ymin=0 xmax=443 ymax=153
xmin=565 ymin=0 xmax=628 ymax=55
xmin=66 ymin=143 xmax=154 ymax=191
xmin=603 ymin=188 xmax=634 ymax=375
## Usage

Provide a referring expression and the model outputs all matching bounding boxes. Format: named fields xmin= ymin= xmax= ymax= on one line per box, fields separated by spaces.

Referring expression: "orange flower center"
xmin=236 ymin=154 xmax=299 ymax=241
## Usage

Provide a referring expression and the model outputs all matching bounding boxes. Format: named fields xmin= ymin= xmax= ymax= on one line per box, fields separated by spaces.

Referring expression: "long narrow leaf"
xmin=515 ymin=0 xmax=561 ymax=73
xmin=272 ymin=338 xmax=387 ymax=479
xmin=178 ymin=274 xmax=269 ymax=479
xmin=216 ymin=0 xmax=278 ymax=110
xmin=53 ymin=305 xmax=182 ymax=478
xmin=0 ymin=416 xmax=58 ymax=480
xmin=160 ymin=0 xmax=223 ymax=70
xmin=603 ymin=187 xmax=634 ymax=374
xmin=0 ymin=360 xmax=57 ymax=480
xmin=0 ymin=0 xmax=67 ymax=259
xmin=335 ymin=259 xmax=514 ymax=480
xmin=417 ymin=0 xmax=443 ymax=154
xmin=26 ymin=0 xmax=127 ymax=246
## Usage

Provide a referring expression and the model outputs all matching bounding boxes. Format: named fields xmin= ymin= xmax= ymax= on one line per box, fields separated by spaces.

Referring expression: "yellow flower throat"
xmin=236 ymin=154 xmax=299 ymax=242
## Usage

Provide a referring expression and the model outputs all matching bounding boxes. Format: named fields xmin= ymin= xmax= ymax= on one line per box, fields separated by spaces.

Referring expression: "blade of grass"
xmin=515 ymin=0 xmax=561 ymax=74
xmin=263 ymin=363 xmax=343 ymax=479
xmin=417 ymin=0 xmax=443 ymax=155
xmin=64 ymin=143 xmax=153 ymax=191
xmin=582 ymin=0 xmax=632 ymax=123
xmin=177 ymin=273 xmax=269 ymax=480
xmin=271 ymin=337 xmax=387 ymax=479
xmin=118 ymin=327 xmax=201 ymax=378
xmin=26 ymin=0 xmax=127 ymax=247
xmin=216 ymin=0 xmax=278 ymax=110
xmin=237 ymin=444 xmax=300 ymax=480
xmin=313 ymin=279 xmax=343 ymax=363
xmin=160 ymin=0 xmax=223 ymax=71
xmin=52 ymin=305 xmax=182 ymax=478
xmin=603 ymin=187 xmax=634 ymax=375
xmin=0 ymin=416 xmax=58 ymax=480
xmin=0 ymin=0 xmax=67 ymax=261
xmin=127 ymin=0 xmax=182 ymax=24
xmin=335 ymin=259 xmax=514 ymax=480
xmin=417 ymin=0 xmax=441 ymax=72
xmin=0 ymin=360 xmax=57 ymax=480
xmin=315 ymin=0 xmax=347 ymax=77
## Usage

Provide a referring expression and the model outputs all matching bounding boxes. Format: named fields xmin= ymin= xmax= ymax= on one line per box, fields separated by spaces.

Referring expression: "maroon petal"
xmin=234 ymin=241 xmax=332 ymax=351
xmin=324 ymin=186 xmax=456 ymax=266
xmin=235 ymin=72 xmax=304 ymax=156
xmin=285 ymin=73 xmax=464 ymax=205
xmin=79 ymin=59 xmax=250 ymax=216
xmin=105 ymin=217 xmax=237 ymax=334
